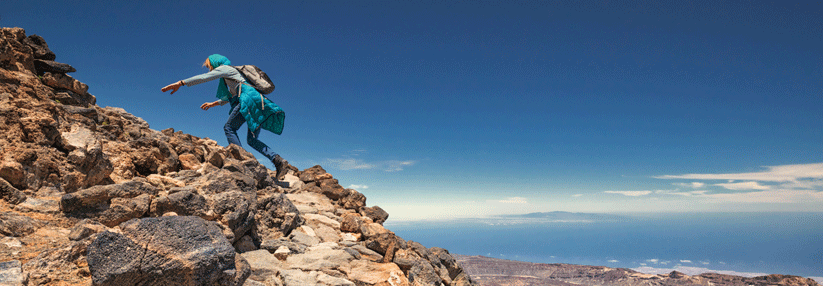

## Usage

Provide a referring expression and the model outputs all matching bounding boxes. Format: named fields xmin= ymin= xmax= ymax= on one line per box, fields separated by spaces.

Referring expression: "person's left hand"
xmin=162 ymin=81 xmax=183 ymax=94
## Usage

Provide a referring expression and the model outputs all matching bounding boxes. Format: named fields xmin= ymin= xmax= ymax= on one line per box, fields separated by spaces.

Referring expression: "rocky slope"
xmin=0 ymin=27 xmax=476 ymax=286
xmin=455 ymin=255 xmax=820 ymax=286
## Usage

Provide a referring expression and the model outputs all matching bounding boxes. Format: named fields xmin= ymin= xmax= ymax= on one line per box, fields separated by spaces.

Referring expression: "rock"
xmin=318 ymin=179 xmax=349 ymax=200
xmin=14 ymin=197 xmax=60 ymax=214
xmin=0 ymin=28 xmax=35 ymax=73
xmin=96 ymin=193 xmax=152 ymax=227
xmin=212 ymin=190 xmax=256 ymax=243
xmin=146 ymin=174 xmax=185 ymax=189
xmin=0 ymin=260 xmax=25 ymax=286
xmin=61 ymin=180 xmax=158 ymax=213
xmin=206 ymin=152 xmax=224 ymax=168
xmin=260 ymin=238 xmax=306 ymax=255
xmin=339 ymin=189 xmax=366 ymax=210
xmin=360 ymin=223 xmax=390 ymax=239
xmin=87 ymin=216 xmax=248 ymax=286
xmin=280 ymin=269 xmax=354 ymax=286
xmin=430 ymin=247 xmax=461 ymax=280
xmin=348 ymin=244 xmax=383 ymax=262
xmin=298 ymin=165 xmax=328 ymax=183
xmin=0 ymin=160 xmax=25 ymax=189
xmin=285 ymin=247 xmax=354 ymax=271
xmin=313 ymin=224 xmax=340 ymax=243
xmin=304 ymin=213 xmax=341 ymax=229
xmin=288 ymin=231 xmax=320 ymax=247
xmin=365 ymin=233 xmax=400 ymax=260
xmin=343 ymin=260 xmax=410 ymax=286
xmin=178 ymin=153 xmax=201 ymax=170
xmin=0 ymin=237 xmax=22 ymax=248
xmin=408 ymin=260 xmax=441 ymax=286
xmin=273 ymin=246 xmax=290 ymax=260
xmin=361 ymin=206 xmax=389 ymax=225
xmin=278 ymin=173 xmax=304 ymax=190
xmin=235 ymin=234 xmax=258 ymax=253
xmin=241 ymin=249 xmax=283 ymax=282
xmin=41 ymin=72 xmax=88 ymax=95
xmin=227 ymin=144 xmax=255 ymax=161
xmin=340 ymin=213 xmax=364 ymax=233
xmin=0 ymin=212 xmax=41 ymax=237
xmin=54 ymin=89 xmax=96 ymax=107
xmin=195 ymin=169 xmax=256 ymax=195
xmin=33 ymin=59 xmax=75 ymax=74
xmin=149 ymin=190 xmax=208 ymax=218
xmin=286 ymin=192 xmax=336 ymax=214
xmin=255 ymin=194 xmax=303 ymax=240
xmin=60 ymin=125 xmax=113 ymax=188
xmin=68 ymin=219 xmax=106 ymax=241
xmin=62 ymin=105 xmax=97 ymax=118
xmin=23 ymin=34 xmax=55 ymax=60
xmin=0 ymin=177 xmax=26 ymax=204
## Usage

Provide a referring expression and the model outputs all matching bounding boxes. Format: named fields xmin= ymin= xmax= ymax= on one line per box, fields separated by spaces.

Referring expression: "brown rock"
xmin=23 ymin=34 xmax=55 ymax=61
xmin=340 ymin=213 xmax=364 ymax=233
xmin=339 ymin=189 xmax=366 ymax=210
xmin=344 ymin=260 xmax=410 ymax=286
xmin=0 ymin=28 xmax=36 ymax=73
xmin=299 ymin=165 xmax=328 ymax=183
xmin=41 ymin=72 xmax=89 ymax=95
xmin=361 ymin=205 xmax=389 ymax=225
xmin=178 ymin=153 xmax=201 ymax=170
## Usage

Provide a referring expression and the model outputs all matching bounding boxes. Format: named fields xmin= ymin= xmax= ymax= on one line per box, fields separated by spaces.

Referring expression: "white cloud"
xmin=605 ymin=191 xmax=653 ymax=197
xmin=715 ymin=181 xmax=770 ymax=190
xmin=325 ymin=158 xmax=374 ymax=170
xmin=673 ymin=182 xmax=706 ymax=188
xmin=347 ymin=184 xmax=369 ymax=190
xmin=663 ymin=190 xmax=708 ymax=197
xmin=701 ymin=189 xmax=823 ymax=203
xmin=634 ymin=266 xmax=768 ymax=277
xmin=492 ymin=197 xmax=529 ymax=204
xmin=680 ymin=260 xmax=692 ymax=263
xmin=646 ymin=259 xmax=659 ymax=264
xmin=608 ymin=259 xmax=619 ymax=263
xmin=655 ymin=163 xmax=823 ymax=182
xmin=573 ymin=194 xmax=583 ymax=197
xmin=324 ymin=158 xmax=417 ymax=172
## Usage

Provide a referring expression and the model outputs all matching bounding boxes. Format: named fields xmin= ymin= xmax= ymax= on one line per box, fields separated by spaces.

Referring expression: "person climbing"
xmin=161 ymin=54 xmax=288 ymax=179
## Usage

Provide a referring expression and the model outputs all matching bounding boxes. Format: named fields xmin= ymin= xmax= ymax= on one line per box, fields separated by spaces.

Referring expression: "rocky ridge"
xmin=0 ymin=27 xmax=476 ymax=286
xmin=455 ymin=255 xmax=820 ymax=286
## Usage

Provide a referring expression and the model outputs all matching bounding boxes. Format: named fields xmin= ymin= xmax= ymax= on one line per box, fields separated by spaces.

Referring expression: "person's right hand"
xmin=200 ymin=101 xmax=217 ymax=111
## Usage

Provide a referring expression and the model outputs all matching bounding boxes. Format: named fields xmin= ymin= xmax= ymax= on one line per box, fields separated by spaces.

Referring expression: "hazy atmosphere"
xmin=5 ymin=0 xmax=822 ymax=221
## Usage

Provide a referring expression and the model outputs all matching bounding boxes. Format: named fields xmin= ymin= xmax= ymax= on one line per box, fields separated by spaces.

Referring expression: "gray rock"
xmin=87 ymin=216 xmax=248 ymax=286
xmin=255 ymin=194 xmax=303 ymax=240
xmin=260 ymin=238 xmax=306 ymax=255
xmin=33 ymin=59 xmax=75 ymax=74
xmin=408 ymin=260 xmax=442 ymax=286
xmin=241 ymin=249 xmax=283 ymax=282
xmin=348 ymin=244 xmax=383 ymax=262
xmin=149 ymin=190 xmax=208 ymax=217
xmin=212 ymin=190 xmax=256 ymax=243
xmin=360 ymin=205 xmax=389 ymax=225
xmin=289 ymin=232 xmax=320 ymax=247
xmin=61 ymin=180 xmax=158 ymax=213
xmin=430 ymin=247 xmax=461 ymax=280
xmin=0 ymin=260 xmax=25 ymax=286
xmin=0 ymin=177 xmax=26 ymax=205
xmin=195 ymin=169 xmax=256 ymax=195
xmin=23 ymin=34 xmax=55 ymax=60
xmin=96 ymin=193 xmax=152 ymax=227
xmin=285 ymin=248 xmax=354 ymax=271
xmin=0 ymin=212 xmax=41 ymax=237
xmin=61 ymin=105 xmax=97 ymax=118
xmin=234 ymin=235 xmax=258 ymax=253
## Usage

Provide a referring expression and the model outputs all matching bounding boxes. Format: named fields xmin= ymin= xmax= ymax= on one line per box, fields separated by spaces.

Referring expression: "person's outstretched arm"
xmin=161 ymin=80 xmax=185 ymax=94
xmin=201 ymin=100 xmax=228 ymax=110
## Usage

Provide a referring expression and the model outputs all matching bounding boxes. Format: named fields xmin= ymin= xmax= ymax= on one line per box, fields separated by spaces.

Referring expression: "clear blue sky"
xmin=6 ymin=0 xmax=822 ymax=220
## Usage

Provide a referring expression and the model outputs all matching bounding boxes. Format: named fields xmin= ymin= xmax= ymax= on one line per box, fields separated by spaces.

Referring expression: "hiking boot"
xmin=273 ymin=155 xmax=288 ymax=180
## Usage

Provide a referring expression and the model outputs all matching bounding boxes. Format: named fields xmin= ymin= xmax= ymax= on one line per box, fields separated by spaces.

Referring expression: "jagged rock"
xmin=22 ymin=239 xmax=89 ymax=285
xmin=343 ymin=260 xmax=410 ymax=286
xmin=365 ymin=232 xmax=401 ymax=261
xmin=234 ymin=234 xmax=257 ymax=253
xmin=0 ymin=28 xmax=36 ymax=73
xmin=298 ymin=165 xmax=330 ymax=183
xmin=0 ymin=260 xmax=24 ymax=286
xmin=53 ymin=89 xmax=96 ymax=107
xmin=61 ymin=105 xmax=97 ymax=118
xmin=255 ymin=194 xmax=303 ymax=240
xmin=0 ymin=212 xmax=41 ymax=237
xmin=339 ymin=189 xmax=366 ymax=210
xmin=195 ymin=169 xmax=256 ymax=195
xmin=33 ymin=59 xmax=75 ymax=74
xmin=60 ymin=125 xmax=113 ymax=188
xmin=274 ymin=246 xmax=291 ymax=260
xmin=348 ymin=244 xmax=383 ymax=262
xmin=0 ymin=160 xmax=25 ymax=189
xmin=96 ymin=193 xmax=151 ymax=227
xmin=0 ymin=177 xmax=26 ymax=204
xmin=212 ymin=190 xmax=256 ymax=243
xmin=360 ymin=222 xmax=390 ymax=239
xmin=289 ymin=231 xmax=320 ymax=247
xmin=60 ymin=180 xmax=158 ymax=213
xmin=408 ymin=260 xmax=442 ymax=286
xmin=227 ymin=144 xmax=255 ymax=161
xmin=178 ymin=153 xmax=201 ymax=170
xmin=340 ymin=213 xmax=364 ymax=233
xmin=260 ymin=237 xmax=306 ymax=255
xmin=318 ymin=178 xmax=349 ymax=200
xmin=68 ymin=219 xmax=106 ymax=241
xmin=361 ymin=205 xmax=389 ymax=225
xmin=286 ymin=192 xmax=336 ymax=214
xmin=87 ymin=216 xmax=248 ymax=286
xmin=41 ymin=72 xmax=88 ymax=95
xmin=206 ymin=152 xmax=224 ymax=168
xmin=304 ymin=213 xmax=341 ymax=229
xmin=430 ymin=247 xmax=461 ymax=281
xmin=149 ymin=189 xmax=208 ymax=218
xmin=22 ymin=34 xmax=55 ymax=61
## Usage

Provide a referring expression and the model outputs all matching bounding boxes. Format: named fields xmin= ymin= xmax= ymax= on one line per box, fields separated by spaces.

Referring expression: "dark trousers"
xmin=224 ymin=104 xmax=278 ymax=162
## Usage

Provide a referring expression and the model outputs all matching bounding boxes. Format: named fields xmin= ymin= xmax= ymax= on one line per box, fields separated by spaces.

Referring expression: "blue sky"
xmin=6 ymin=0 xmax=822 ymax=220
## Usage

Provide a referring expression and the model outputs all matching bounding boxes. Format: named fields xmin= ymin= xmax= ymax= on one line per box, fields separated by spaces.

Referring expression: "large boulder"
xmin=211 ymin=190 xmax=256 ymax=243
xmin=60 ymin=180 xmax=158 ymax=213
xmin=361 ymin=205 xmax=389 ymax=225
xmin=22 ymin=34 xmax=55 ymax=61
xmin=41 ymin=72 xmax=88 ymax=95
xmin=87 ymin=216 xmax=250 ymax=286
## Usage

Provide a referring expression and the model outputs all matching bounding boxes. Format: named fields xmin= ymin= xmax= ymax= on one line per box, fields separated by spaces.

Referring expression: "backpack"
xmin=233 ymin=65 xmax=275 ymax=94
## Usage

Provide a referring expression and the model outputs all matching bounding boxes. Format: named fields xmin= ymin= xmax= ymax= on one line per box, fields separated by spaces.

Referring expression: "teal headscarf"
xmin=208 ymin=54 xmax=234 ymax=102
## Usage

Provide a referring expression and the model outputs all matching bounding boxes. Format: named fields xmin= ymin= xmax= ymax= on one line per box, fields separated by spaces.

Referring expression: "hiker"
xmin=161 ymin=54 xmax=288 ymax=179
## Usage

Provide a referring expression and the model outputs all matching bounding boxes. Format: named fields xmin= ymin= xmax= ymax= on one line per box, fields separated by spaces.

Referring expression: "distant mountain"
xmin=454 ymin=255 xmax=821 ymax=286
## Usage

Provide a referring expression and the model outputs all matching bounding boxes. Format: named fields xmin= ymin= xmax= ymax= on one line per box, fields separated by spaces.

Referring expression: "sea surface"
xmin=387 ymin=212 xmax=823 ymax=279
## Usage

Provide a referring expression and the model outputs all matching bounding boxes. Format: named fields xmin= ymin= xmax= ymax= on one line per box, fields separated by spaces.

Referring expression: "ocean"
xmin=386 ymin=212 xmax=823 ymax=279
